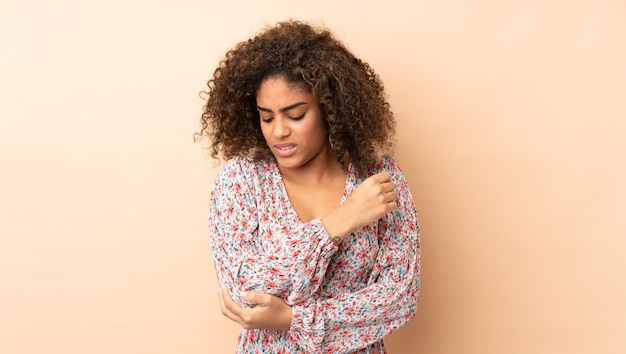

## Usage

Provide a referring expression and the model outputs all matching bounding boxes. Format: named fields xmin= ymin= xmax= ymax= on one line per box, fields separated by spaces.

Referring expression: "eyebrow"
xmin=257 ymin=102 xmax=307 ymax=113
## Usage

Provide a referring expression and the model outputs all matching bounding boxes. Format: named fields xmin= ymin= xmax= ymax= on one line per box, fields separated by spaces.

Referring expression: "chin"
xmin=275 ymin=160 xmax=301 ymax=170
xmin=273 ymin=156 xmax=308 ymax=170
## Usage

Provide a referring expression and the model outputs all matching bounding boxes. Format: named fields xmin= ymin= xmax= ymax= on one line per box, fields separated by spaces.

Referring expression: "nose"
xmin=273 ymin=117 xmax=291 ymax=139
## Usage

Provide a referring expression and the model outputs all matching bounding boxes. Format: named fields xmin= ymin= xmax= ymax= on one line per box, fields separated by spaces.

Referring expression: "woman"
xmin=198 ymin=20 xmax=420 ymax=353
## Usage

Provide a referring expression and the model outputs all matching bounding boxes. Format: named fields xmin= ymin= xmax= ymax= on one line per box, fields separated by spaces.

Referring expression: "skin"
xmin=257 ymin=76 xmax=335 ymax=178
xmin=219 ymin=76 xmax=399 ymax=331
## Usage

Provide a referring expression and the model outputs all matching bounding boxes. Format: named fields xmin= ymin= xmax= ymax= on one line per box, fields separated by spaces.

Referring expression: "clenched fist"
xmin=322 ymin=172 xmax=397 ymax=241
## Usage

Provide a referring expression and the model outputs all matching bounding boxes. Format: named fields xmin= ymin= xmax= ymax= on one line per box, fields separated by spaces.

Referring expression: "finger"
xmin=386 ymin=189 xmax=398 ymax=199
xmin=222 ymin=289 xmax=243 ymax=322
xmin=246 ymin=290 xmax=270 ymax=307
xmin=221 ymin=287 xmax=233 ymax=307
xmin=239 ymin=290 xmax=251 ymax=304
xmin=244 ymin=290 xmax=255 ymax=304
xmin=221 ymin=288 xmax=239 ymax=315
xmin=374 ymin=171 xmax=392 ymax=182
xmin=380 ymin=181 xmax=396 ymax=192
xmin=219 ymin=289 xmax=242 ymax=325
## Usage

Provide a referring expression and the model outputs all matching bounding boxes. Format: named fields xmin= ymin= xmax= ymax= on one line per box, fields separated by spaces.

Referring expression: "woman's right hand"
xmin=322 ymin=172 xmax=398 ymax=241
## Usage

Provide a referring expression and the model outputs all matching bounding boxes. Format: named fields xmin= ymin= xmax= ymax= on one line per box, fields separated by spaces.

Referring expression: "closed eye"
xmin=290 ymin=113 xmax=305 ymax=121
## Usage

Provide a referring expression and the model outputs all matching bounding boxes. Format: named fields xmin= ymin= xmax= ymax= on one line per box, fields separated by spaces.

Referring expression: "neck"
xmin=278 ymin=149 xmax=345 ymax=186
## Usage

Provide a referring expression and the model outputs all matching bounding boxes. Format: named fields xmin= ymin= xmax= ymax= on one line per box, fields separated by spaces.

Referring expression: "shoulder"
xmin=214 ymin=156 xmax=274 ymax=187
xmin=218 ymin=156 xmax=271 ymax=175
xmin=373 ymin=154 xmax=404 ymax=175
xmin=375 ymin=155 xmax=418 ymax=224
xmin=350 ymin=154 xmax=404 ymax=183
xmin=373 ymin=155 xmax=412 ymax=194
xmin=220 ymin=155 xmax=255 ymax=171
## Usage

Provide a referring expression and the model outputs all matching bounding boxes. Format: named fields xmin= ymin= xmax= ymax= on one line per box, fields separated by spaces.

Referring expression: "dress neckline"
xmin=269 ymin=159 xmax=353 ymax=224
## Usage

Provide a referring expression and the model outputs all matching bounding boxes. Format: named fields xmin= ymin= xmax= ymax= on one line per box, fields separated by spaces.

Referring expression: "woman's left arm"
xmin=288 ymin=156 xmax=421 ymax=352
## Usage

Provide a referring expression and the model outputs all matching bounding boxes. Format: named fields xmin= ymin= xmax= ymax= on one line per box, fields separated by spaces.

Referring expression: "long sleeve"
xmin=208 ymin=157 xmax=338 ymax=305
xmin=288 ymin=156 xmax=421 ymax=353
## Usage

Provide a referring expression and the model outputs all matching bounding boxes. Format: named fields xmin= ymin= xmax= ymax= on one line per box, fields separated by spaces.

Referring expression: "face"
xmin=256 ymin=76 xmax=330 ymax=171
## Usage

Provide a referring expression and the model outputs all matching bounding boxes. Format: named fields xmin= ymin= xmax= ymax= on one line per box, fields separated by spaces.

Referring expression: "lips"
xmin=273 ymin=143 xmax=296 ymax=157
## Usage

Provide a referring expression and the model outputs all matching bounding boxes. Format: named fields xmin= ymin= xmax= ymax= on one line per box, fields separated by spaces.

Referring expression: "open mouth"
xmin=274 ymin=144 xmax=296 ymax=157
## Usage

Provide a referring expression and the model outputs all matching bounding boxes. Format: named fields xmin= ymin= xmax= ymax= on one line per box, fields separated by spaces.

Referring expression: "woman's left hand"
xmin=219 ymin=288 xmax=293 ymax=331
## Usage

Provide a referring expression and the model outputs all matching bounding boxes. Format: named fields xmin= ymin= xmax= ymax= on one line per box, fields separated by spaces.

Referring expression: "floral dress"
xmin=208 ymin=154 xmax=420 ymax=353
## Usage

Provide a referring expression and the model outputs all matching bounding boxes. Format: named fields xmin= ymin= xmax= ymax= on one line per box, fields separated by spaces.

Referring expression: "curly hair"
xmin=197 ymin=20 xmax=395 ymax=174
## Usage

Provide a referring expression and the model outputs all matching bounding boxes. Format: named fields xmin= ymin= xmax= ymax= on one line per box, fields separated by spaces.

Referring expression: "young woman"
xmin=198 ymin=20 xmax=420 ymax=353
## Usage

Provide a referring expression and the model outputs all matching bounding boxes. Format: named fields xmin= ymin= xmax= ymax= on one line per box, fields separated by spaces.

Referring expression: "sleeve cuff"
xmin=310 ymin=218 xmax=340 ymax=259
xmin=289 ymin=301 xmax=306 ymax=332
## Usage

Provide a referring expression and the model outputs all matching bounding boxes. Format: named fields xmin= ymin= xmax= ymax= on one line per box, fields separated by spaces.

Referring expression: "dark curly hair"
xmin=197 ymin=20 xmax=395 ymax=174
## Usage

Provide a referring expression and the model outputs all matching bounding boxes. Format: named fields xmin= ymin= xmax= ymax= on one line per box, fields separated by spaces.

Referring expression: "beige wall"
xmin=1 ymin=0 xmax=624 ymax=353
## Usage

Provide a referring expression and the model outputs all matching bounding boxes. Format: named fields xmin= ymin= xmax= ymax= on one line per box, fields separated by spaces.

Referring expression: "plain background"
xmin=2 ymin=0 xmax=625 ymax=353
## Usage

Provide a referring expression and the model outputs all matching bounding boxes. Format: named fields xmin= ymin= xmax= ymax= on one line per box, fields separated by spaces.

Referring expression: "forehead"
xmin=256 ymin=76 xmax=315 ymax=106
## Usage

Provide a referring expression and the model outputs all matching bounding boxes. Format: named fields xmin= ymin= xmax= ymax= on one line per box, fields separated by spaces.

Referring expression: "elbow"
xmin=392 ymin=277 xmax=420 ymax=326
xmin=406 ymin=278 xmax=420 ymax=321
xmin=408 ymin=298 xmax=418 ymax=321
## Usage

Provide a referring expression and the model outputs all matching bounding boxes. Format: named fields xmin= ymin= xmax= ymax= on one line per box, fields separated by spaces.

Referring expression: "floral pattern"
xmin=208 ymin=155 xmax=420 ymax=353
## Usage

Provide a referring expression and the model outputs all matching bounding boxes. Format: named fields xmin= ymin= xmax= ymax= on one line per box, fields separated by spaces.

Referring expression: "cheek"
xmin=260 ymin=125 xmax=271 ymax=141
xmin=314 ymin=120 xmax=329 ymax=141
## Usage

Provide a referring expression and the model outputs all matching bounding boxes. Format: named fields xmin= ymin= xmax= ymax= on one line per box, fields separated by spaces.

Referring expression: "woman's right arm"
xmin=208 ymin=158 xmax=338 ymax=306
